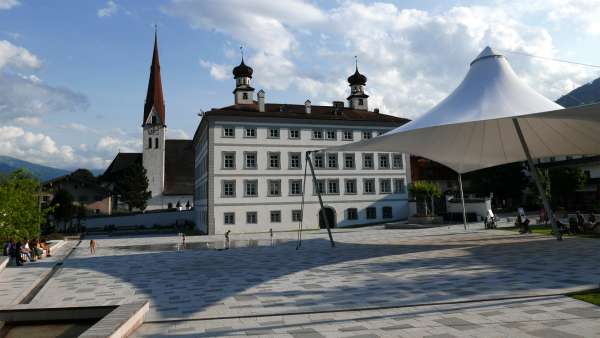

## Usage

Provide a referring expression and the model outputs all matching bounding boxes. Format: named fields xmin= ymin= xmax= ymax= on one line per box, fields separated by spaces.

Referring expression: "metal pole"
xmin=512 ymin=118 xmax=561 ymax=240
xmin=306 ymin=151 xmax=335 ymax=247
xmin=458 ymin=173 xmax=467 ymax=230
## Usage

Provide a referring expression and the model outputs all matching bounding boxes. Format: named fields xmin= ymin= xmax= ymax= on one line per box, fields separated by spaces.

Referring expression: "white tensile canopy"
xmin=323 ymin=47 xmax=600 ymax=239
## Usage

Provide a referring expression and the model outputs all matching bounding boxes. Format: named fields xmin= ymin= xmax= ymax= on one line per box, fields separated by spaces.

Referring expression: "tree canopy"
xmin=115 ymin=161 xmax=151 ymax=211
xmin=0 ymin=169 xmax=47 ymax=241
xmin=409 ymin=181 xmax=442 ymax=216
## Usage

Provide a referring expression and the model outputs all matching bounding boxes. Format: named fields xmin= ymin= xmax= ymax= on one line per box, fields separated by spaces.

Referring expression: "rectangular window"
xmin=363 ymin=131 xmax=372 ymax=139
xmin=312 ymin=129 xmax=323 ymax=139
xmin=289 ymin=152 xmax=302 ymax=169
xmin=345 ymin=179 xmax=357 ymax=194
xmin=223 ymin=152 xmax=236 ymax=169
xmin=327 ymin=153 xmax=338 ymax=169
xmin=289 ymin=129 xmax=300 ymax=139
xmin=394 ymin=178 xmax=406 ymax=194
xmin=314 ymin=179 xmax=325 ymax=195
xmin=292 ymin=210 xmax=302 ymax=222
xmin=392 ymin=154 xmax=404 ymax=169
xmin=366 ymin=207 xmax=377 ymax=219
xmin=314 ymin=153 xmax=324 ymax=168
xmin=270 ymin=210 xmax=281 ymax=223
xmin=344 ymin=153 xmax=355 ymax=169
xmin=289 ymin=180 xmax=303 ymax=196
xmin=326 ymin=130 xmax=336 ymax=140
xmin=267 ymin=179 xmax=281 ymax=196
xmin=380 ymin=178 xmax=392 ymax=194
xmin=148 ymin=137 xmax=152 ymax=149
xmin=383 ymin=206 xmax=393 ymax=218
xmin=244 ymin=152 xmax=257 ymax=169
xmin=244 ymin=180 xmax=258 ymax=197
xmin=268 ymin=152 xmax=280 ymax=169
xmin=246 ymin=212 xmax=257 ymax=224
xmin=155 ymin=138 xmax=159 ymax=149
xmin=222 ymin=180 xmax=236 ymax=197
xmin=245 ymin=128 xmax=256 ymax=138
xmin=347 ymin=208 xmax=358 ymax=220
xmin=343 ymin=130 xmax=353 ymax=141
xmin=364 ymin=179 xmax=375 ymax=194
xmin=223 ymin=127 xmax=235 ymax=138
xmin=379 ymin=153 xmax=390 ymax=169
xmin=224 ymin=212 xmax=235 ymax=225
xmin=328 ymin=179 xmax=339 ymax=194
xmin=269 ymin=128 xmax=280 ymax=138
xmin=363 ymin=153 xmax=374 ymax=169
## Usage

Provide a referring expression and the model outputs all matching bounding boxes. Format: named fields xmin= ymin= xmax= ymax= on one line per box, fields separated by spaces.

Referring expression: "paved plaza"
xmin=4 ymin=225 xmax=600 ymax=337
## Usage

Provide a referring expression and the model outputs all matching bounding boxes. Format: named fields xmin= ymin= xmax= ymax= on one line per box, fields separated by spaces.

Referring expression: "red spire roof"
xmin=143 ymin=29 xmax=166 ymax=126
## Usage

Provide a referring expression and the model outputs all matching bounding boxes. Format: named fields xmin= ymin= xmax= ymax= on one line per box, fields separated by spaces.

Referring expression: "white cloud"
xmin=12 ymin=116 xmax=41 ymax=126
xmin=167 ymin=129 xmax=190 ymax=139
xmin=0 ymin=126 xmax=79 ymax=167
xmin=199 ymin=59 xmax=230 ymax=80
xmin=96 ymin=135 xmax=141 ymax=154
xmin=97 ymin=0 xmax=118 ymax=18
xmin=0 ymin=0 xmax=18 ymax=10
xmin=0 ymin=40 xmax=40 ymax=70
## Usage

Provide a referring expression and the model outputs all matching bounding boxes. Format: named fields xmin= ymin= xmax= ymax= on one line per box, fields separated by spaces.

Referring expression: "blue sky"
xmin=0 ymin=0 xmax=599 ymax=170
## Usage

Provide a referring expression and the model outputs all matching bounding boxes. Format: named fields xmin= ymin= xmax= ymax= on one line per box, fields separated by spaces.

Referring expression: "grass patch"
xmin=569 ymin=289 xmax=600 ymax=306
xmin=499 ymin=225 xmax=600 ymax=238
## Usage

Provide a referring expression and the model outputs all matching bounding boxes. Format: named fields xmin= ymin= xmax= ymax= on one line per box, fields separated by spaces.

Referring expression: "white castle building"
xmin=193 ymin=58 xmax=412 ymax=235
xmin=103 ymin=32 xmax=194 ymax=211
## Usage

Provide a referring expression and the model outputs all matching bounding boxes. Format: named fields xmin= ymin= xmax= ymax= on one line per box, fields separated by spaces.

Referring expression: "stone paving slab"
xmin=0 ymin=241 xmax=77 ymax=307
xmin=25 ymin=225 xmax=600 ymax=336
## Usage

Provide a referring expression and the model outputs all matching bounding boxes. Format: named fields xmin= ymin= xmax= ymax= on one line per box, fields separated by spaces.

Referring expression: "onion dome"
xmin=347 ymin=66 xmax=367 ymax=86
xmin=232 ymin=58 xmax=253 ymax=78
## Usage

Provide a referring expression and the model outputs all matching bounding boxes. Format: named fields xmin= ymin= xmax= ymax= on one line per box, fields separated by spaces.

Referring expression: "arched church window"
xmin=243 ymin=92 xmax=248 ymax=100
xmin=155 ymin=138 xmax=159 ymax=149
xmin=148 ymin=137 xmax=152 ymax=149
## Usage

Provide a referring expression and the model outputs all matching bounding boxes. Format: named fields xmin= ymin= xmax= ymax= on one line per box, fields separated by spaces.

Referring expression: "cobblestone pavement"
xmin=29 ymin=225 xmax=600 ymax=337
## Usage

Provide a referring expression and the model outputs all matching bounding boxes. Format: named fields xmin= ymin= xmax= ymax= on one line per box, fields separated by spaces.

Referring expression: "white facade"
xmin=142 ymin=107 xmax=166 ymax=198
xmin=194 ymin=119 xmax=411 ymax=235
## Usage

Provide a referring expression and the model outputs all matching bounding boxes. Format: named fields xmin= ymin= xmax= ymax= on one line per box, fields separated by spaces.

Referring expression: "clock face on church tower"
xmin=148 ymin=126 xmax=159 ymax=135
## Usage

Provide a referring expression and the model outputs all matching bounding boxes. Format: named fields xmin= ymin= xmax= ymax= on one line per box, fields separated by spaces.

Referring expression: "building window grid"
xmin=244 ymin=128 xmax=256 ymax=138
xmin=392 ymin=154 xmax=404 ymax=169
xmin=312 ymin=129 xmax=323 ymax=139
xmin=270 ymin=210 xmax=281 ymax=223
xmin=394 ymin=178 xmax=406 ymax=194
xmin=314 ymin=179 xmax=325 ymax=195
xmin=289 ymin=152 xmax=302 ymax=169
xmin=289 ymin=180 xmax=303 ymax=196
xmin=363 ymin=179 xmax=375 ymax=194
xmin=292 ymin=210 xmax=302 ymax=222
xmin=244 ymin=180 xmax=258 ymax=197
xmin=383 ymin=206 xmax=393 ymax=219
xmin=269 ymin=128 xmax=280 ymax=139
xmin=379 ymin=153 xmax=390 ymax=169
xmin=366 ymin=207 xmax=377 ymax=219
xmin=246 ymin=212 xmax=257 ymax=224
xmin=328 ymin=179 xmax=339 ymax=194
xmin=268 ymin=152 xmax=280 ymax=169
xmin=344 ymin=153 xmax=355 ymax=169
xmin=343 ymin=130 xmax=354 ymax=141
xmin=244 ymin=152 xmax=257 ymax=169
xmin=326 ymin=130 xmax=337 ymax=140
xmin=314 ymin=153 xmax=324 ymax=168
xmin=224 ymin=212 xmax=235 ymax=225
xmin=380 ymin=179 xmax=392 ymax=194
xmin=222 ymin=180 xmax=236 ymax=197
xmin=363 ymin=131 xmax=372 ymax=139
xmin=347 ymin=208 xmax=358 ymax=220
xmin=223 ymin=152 xmax=236 ymax=169
xmin=345 ymin=179 xmax=357 ymax=194
xmin=267 ymin=179 xmax=281 ymax=197
xmin=289 ymin=129 xmax=301 ymax=139
xmin=327 ymin=153 xmax=338 ymax=169
xmin=223 ymin=127 xmax=235 ymax=138
xmin=363 ymin=153 xmax=374 ymax=169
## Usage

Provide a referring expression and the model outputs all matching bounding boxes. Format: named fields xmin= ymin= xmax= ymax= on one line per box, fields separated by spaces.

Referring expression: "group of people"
xmin=3 ymin=239 xmax=51 ymax=266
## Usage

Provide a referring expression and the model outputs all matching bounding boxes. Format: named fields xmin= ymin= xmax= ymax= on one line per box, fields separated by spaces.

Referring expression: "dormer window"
xmin=242 ymin=92 xmax=248 ymax=100
xmin=358 ymin=98 xmax=364 ymax=105
xmin=151 ymin=115 xmax=157 ymax=124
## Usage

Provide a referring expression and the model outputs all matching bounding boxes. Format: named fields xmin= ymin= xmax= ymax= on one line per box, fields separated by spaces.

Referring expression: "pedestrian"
xmin=181 ymin=233 xmax=186 ymax=250
xmin=13 ymin=240 xmax=23 ymax=266
xmin=269 ymin=228 xmax=274 ymax=247
xmin=90 ymin=239 xmax=96 ymax=255
xmin=224 ymin=230 xmax=231 ymax=250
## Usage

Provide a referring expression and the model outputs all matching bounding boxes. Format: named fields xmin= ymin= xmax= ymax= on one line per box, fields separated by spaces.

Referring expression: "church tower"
xmin=347 ymin=57 xmax=369 ymax=110
xmin=232 ymin=50 xmax=254 ymax=105
xmin=142 ymin=28 xmax=166 ymax=197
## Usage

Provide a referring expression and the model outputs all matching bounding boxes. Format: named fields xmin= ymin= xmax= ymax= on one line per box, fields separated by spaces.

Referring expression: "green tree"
xmin=0 ymin=169 xmax=47 ymax=241
xmin=116 ymin=161 xmax=151 ymax=212
xmin=49 ymin=189 xmax=76 ymax=231
xmin=409 ymin=181 xmax=442 ymax=216
xmin=547 ymin=167 xmax=587 ymax=207
xmin=464 ymin=162 xmax=528 ymax=209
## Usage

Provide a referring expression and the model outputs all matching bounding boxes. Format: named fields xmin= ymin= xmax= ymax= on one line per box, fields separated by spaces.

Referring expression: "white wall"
xmin=446 ymin=198 xmax=491 ymax=219
xmin=83 ymin=210 xmax=194 ymax=229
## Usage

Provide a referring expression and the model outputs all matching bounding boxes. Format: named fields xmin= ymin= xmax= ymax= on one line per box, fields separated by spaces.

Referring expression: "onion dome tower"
xmin=347 ymin=56 xmax=369 ymax=110
xmin=232 ymin=47 xmax=255 ymax=105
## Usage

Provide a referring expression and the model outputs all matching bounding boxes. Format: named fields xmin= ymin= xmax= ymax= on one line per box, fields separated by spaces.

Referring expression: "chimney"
xmin=305 ymin=100 xmax=311 ymax=114
xmin=374 ymin=108 xmax=379 ymax=114
xmin=257 ymin=89 xmax=265 ymax=112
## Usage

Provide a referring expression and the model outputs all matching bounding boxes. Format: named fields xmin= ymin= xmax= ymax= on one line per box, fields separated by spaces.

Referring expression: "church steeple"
xmin=347 ymin=56 xmax=369 ymax=110
xmin=143 ymin=26 xmax=166 ymax=126
xmin=232 ymin=46 xmax=255 ymax=105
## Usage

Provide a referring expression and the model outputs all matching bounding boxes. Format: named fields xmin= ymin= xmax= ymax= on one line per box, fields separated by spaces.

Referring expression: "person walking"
xmin=224 ymin=230 xmax=231 ymax=250
xmin=13 ymin=240 xmax=23 ymax=266
xmin=90 ymin=239 xmax=96 ymax=255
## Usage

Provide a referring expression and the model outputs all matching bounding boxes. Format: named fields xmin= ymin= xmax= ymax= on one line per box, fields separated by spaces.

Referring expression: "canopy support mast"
xmin=512 ymin=118 xmax=562 ymax=241
xmin=306 ymin=151 xmax=335 ymax=247
xmin=458 ymin=173 xmax=467 ymax=230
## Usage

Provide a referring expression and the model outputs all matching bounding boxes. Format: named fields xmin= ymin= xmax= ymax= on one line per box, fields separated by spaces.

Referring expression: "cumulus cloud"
xmin=0 ymin=40 xmax=40 ymax=69
xmin=0 ymin=126 xmax=75 ymax=167
xmin=166 ymin=0 xmax=596 ymax=119
xmin=0 ymin=0 xmax=18 ymax=10
xmin=96 ymin=135 xmax=141 ymax=154
xmin=167 ymin=129 xmax=190 ymax=139
xmin=97 ymin=0 xmax=118 ymax=18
